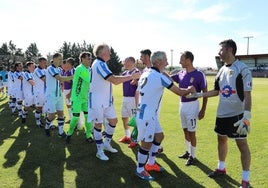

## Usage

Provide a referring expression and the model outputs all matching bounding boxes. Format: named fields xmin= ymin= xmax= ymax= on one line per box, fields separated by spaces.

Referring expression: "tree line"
xmin=0 ymin=40 xmax=123 ymax=75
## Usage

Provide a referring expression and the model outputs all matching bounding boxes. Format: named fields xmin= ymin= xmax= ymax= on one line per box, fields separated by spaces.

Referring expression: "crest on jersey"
xmin=190 ymin=77 xmax=194 ymax=84
xmin=246 ymin=81 xmax=252 ymax=88
xmin=220 ymin=85 xmax=236 ymax=98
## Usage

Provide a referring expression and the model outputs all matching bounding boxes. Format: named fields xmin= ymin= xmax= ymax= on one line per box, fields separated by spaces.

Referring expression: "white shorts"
xmin=35 ymin=92 xmax=45 ymax=107
xmin=137 ymin=116 xmax=162 ymax=142
xmin=14 ymin=90 xmax=24 ymax=101
xmin=24 ymin=93 xmax=35 ymax=107
xmin=63 ymin=89 xmax=71 ymax=106
xmin=121 ymin=97 xmax=136 ymax=118
xmin=45 ymin=95 xmax=64 ymax=113
xmin=179 ymin=100 xmax=199 ymax=132
xmin=88 ymin=105 xmax=117 ymax=124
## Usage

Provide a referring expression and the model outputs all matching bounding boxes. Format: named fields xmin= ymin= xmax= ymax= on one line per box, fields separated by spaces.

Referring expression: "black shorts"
xmin=215 ymin=113 xmax=247 ymax=138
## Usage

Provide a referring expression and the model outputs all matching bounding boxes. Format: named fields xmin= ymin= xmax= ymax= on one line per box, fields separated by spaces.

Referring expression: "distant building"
xmin=215 ymin=54 xmax=268 ymax=77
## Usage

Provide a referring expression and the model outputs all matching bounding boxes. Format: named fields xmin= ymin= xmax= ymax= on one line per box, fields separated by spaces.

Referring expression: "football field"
xmin=0 ymin=76 xmax=267 ymax=187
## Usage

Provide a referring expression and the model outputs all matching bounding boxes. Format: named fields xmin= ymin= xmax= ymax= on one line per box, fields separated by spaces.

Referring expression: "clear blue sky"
xmin=0 ymin=0 xmax=267 ymax=68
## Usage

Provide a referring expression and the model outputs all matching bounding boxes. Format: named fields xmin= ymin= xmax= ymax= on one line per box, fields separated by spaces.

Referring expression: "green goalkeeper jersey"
xmin=71 ymin=64 xmax=90 ymax=101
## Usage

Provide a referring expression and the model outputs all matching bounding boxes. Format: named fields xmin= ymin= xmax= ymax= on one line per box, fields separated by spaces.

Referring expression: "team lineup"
xmin=0 ymin=39 xmax=252 ymax=188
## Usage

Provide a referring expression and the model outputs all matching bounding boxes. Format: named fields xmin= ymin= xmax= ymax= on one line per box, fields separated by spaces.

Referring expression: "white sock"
xmin=190 ymin=146 xmax=196 ymax=158
xmin=218 ymin=161 xmax=226 ymax=170
xmin=242 ymin=170 xmax=250 ymax=182
xmin=185 ymin=140 xmax=191 ymax=153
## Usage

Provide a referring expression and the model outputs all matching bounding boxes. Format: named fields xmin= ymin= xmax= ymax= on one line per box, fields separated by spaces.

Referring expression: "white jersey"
xmin=7 ymin=71 xmax=15 ymax=96
xmin=88 ymin=58 xmax=113 ymax=108
xmin=215 ymin=60 xmax=252 ymax=118
xmin=22 ymin=71 xmax=34 ymax=96
xmin=13 ymin=71 xmax=23 ymax=93
xmin=137 ymin=67 xmax=173 ymax=120
xmin=33 ymin=66 xmax=46 ymax=95
xmin=45 ymin=64 xmax=62 ymax=97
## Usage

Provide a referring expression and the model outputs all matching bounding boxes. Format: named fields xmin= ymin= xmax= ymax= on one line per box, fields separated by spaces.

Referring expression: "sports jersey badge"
xmin=190 ymin=77 xmax=194 ymax=84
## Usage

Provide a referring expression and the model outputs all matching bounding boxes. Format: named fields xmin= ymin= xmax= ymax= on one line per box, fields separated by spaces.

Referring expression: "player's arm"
xmin=54 ymin=74 xmax=73 ymax=82
xmin=28 ymin=79 xmax=35 ymax=86
xmin=106 ymin=72 xmax=140 ymax=85
xmin=169 ymin=84 xmax=195 ymax=96
xmin=198 ymin=87 xmax=208 ymax=120
xmin=244 ymin=91 xmax=251 ymax=111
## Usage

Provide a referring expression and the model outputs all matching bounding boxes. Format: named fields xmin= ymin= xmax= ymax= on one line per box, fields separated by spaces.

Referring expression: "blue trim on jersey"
xmin=89 ymin=92 xmax=92 ymax=108
xmin=97 ymin=61 xmax=112 ymax=79
xmin=138 ymin=104 xmax=147 ymax=119
xmin=109 ymin=83 xmax=112 ymax=106
xmin=161 ymin=77 xmax=172 ymax=88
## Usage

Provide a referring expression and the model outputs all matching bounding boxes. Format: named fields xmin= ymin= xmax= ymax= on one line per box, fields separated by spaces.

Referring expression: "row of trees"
xmin=0 ymin=40 xmax=123 ymax=75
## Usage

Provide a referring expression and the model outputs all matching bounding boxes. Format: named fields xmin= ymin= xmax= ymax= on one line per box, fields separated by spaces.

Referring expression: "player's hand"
xmin=185 ymin=92 xmax=203 ymax=98
xmin=132 ymin=72 xmax=141 ymax=80
xmin=233 ymin=111 xmax=251 ymax=135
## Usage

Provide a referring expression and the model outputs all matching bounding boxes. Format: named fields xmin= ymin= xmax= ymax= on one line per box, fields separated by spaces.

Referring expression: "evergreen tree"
xmin=107 ymin=47 xmax=123 ymax=75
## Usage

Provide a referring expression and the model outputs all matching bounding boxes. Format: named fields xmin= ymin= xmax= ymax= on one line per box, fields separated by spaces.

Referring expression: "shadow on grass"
xmin=65 ymin=137 xmax=153 ymax=188
xmin=194 ymin=158 xmax=241 ymax=188
xmin=158 ymin=153 xmax=205 ymax=188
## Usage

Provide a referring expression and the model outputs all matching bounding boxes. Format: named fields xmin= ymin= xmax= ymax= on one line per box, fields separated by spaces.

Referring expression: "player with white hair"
xmin=135 ymin=51 xmax=195 ymax=181
xmin=88 ymin=43 xmax=140 ymax=161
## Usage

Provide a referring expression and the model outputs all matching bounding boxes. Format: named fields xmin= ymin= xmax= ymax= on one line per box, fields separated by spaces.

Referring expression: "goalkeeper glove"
xmin=233 ymin=111 xmax=251 ymax=135
xmin=185 ymin=92 xmax=203 ymax=99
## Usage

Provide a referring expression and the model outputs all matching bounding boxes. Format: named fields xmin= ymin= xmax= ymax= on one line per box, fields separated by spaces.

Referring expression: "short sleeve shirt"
xmin=71 ymin=64 xmax=90 ymax=101
xmin=214 ymin=60 xmax=252 ymax=117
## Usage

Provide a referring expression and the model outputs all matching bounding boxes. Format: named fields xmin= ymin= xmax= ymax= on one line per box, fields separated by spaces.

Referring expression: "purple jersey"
xmin=122 ymin=68 xmax=140 ymax=97
xmin=61 ymin=68 xmax=74 ymax=90
xmin=171 ymin=69 xmax=207 ymax=102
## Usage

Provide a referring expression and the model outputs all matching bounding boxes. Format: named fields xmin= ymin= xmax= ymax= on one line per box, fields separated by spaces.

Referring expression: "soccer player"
xmin=61 ymin=58 xmax=75 ymax=121
xmin=135 ymin=51 xmax=195 ymax=181
xmin=7 ymin=65 xmax=16 ymax=113
xmin=171 ymin=51 xmax=207 ymax=166
xmin=88 ymin=43 xmax=140 ymax=161
xmin=13 ymin=62 xmax=24 ymax=121
xmin=66 ymin=52 xmax=94 ymax=144
xmin=21 ymin=61 xmax=36 ymax=124
xmin=33 ymin=57 xmax=47 ymax=127
xmin=118 ymin=57 xmax=140 ymax=145
xmin=187 ymin=39 xmax=252 ymax=188
xmin=44 ymin=53 xmax=73 ymax=137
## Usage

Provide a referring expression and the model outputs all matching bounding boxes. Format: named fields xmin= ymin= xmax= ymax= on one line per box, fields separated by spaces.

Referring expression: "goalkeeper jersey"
xmin=71 ymin=64 xmax=90 ymax=101
xmin=214 ymin=60 xmax=252 ymax=118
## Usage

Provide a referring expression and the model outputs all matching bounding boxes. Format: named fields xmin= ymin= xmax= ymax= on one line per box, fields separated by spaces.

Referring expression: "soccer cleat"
xmin=128 ymin=141 xmax=138 ymax=148
xmin=104 ymin=144 xmax=118 ymax=153
xmin=66 ymin=135 xmax=71 ymax=144
xmin=145 ymin=163 xmax=165 ymax=172
xmin=45 ymin=128 xmax=50 ymax=137
xmin=185 ymin=156 xmax=195 ymax=166
xmin=158 ymin=146 xmax=163 ymax=154
xmin=240 ymin=180 xmax=250 ymax=188
xmin=96 ymin=151 xmax=109 ymax=161
xmin=135 ymin=170 xmax=154 ymax=181
xmin=178 ymin=151 xmax=190 ymax=159
xmin=58 ymin=132 xmax=67 ymax=138
xmin=118 ymin=136 xmax=131 ymax=144
xmin=86 ymin=137 xmax=94 ymax=143
xmin=208 ymin=168 xmax=226 ymax=178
